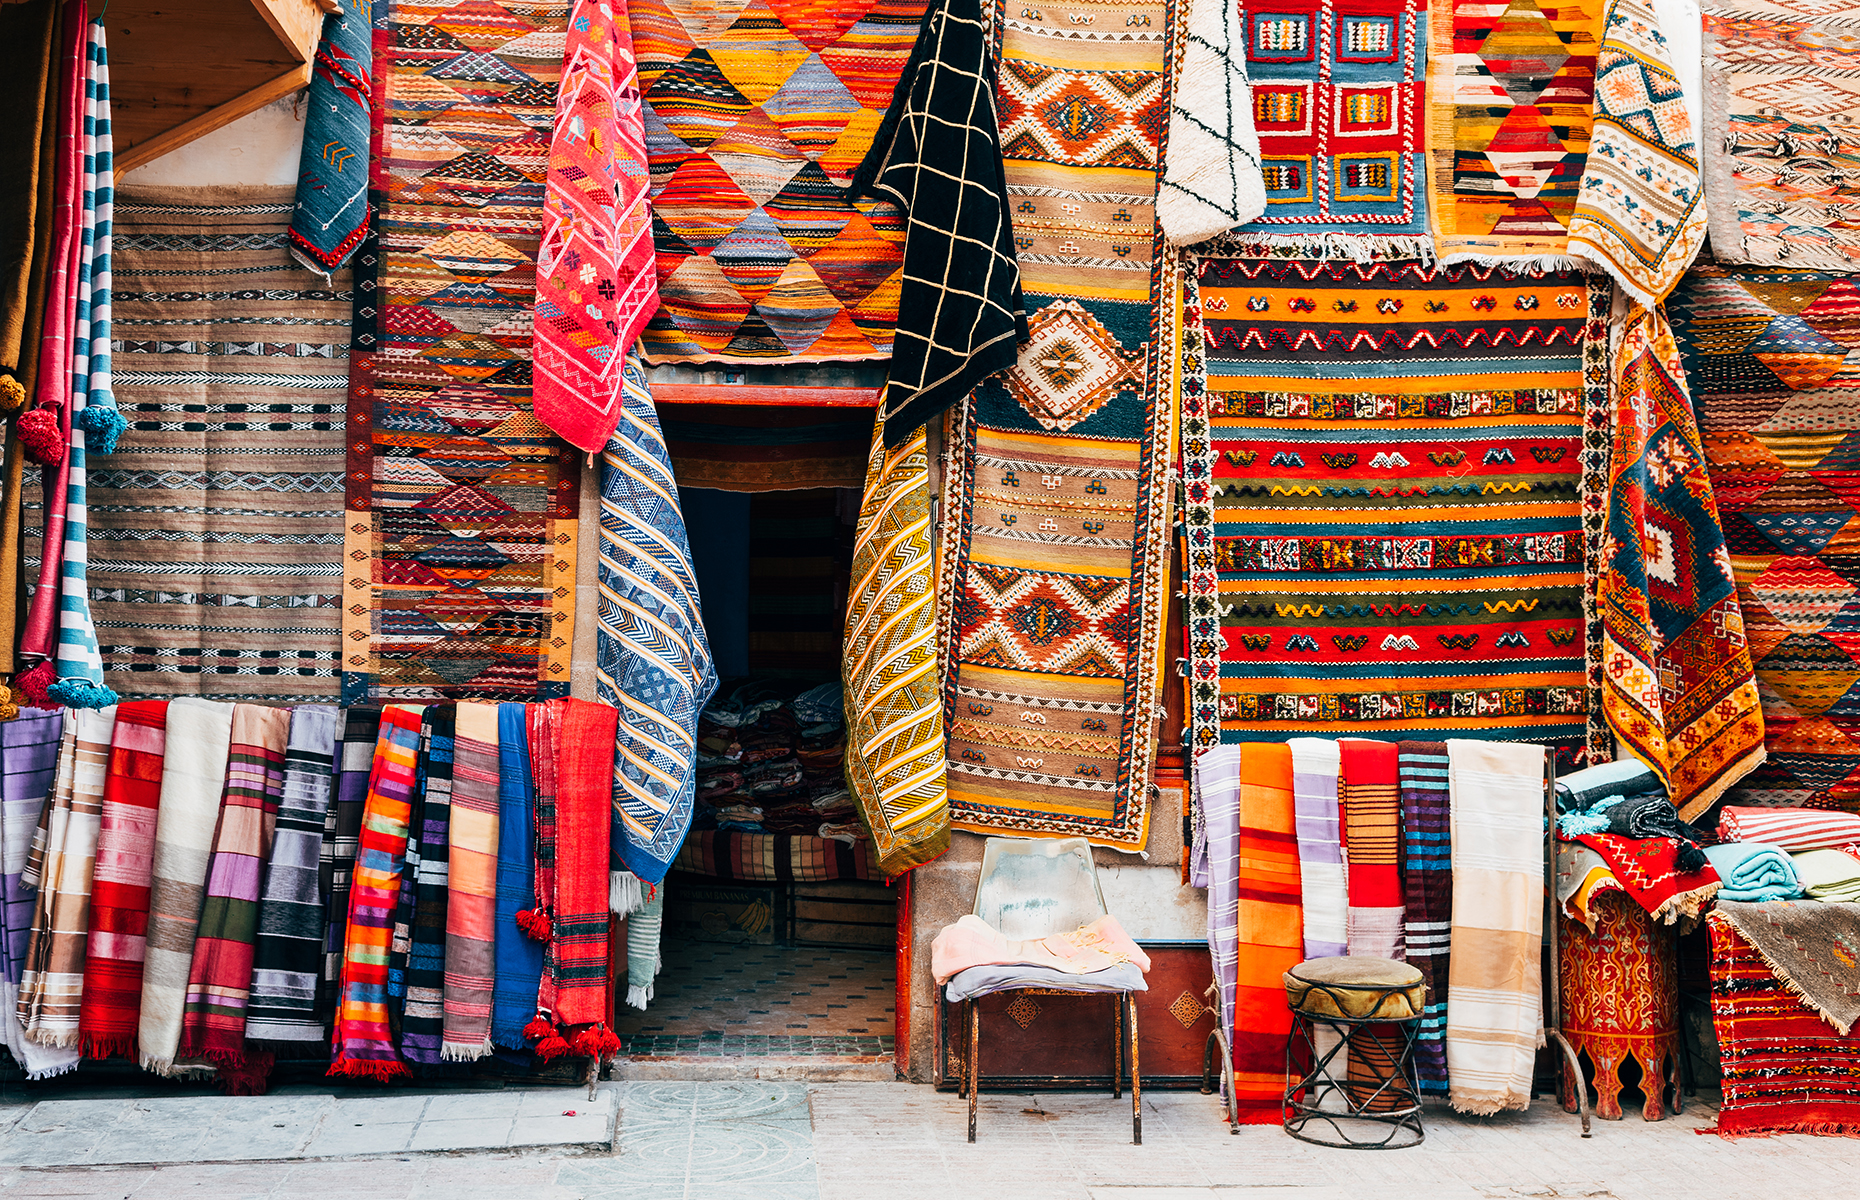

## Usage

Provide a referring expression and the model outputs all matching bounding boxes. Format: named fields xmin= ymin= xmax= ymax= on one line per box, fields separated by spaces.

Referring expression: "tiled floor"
xmin=615 ymin=939 xmax=894 ymax=1040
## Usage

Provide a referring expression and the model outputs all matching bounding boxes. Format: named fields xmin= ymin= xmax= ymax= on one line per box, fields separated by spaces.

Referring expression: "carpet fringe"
xmin=610 ymin=870 xmax=644 ymax=917
xmin=1205 ymin=231 xmax=1436 ymax=264
xmin=440 ymin=1039 xmax=491 ymax=1062
xmin=625 ymin=983 xmax=653 ymax=1010
xmin=1437 ymin=251 xmax=1596 ymax=277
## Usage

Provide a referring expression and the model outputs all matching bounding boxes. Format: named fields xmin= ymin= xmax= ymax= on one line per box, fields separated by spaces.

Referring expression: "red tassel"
xmin=534 ymin=1032 xmax=570 ymax=1062
xmin=515 ymin=908 xmax=553 ymax=942
xmin=325 ymin=1057 xmax=410 ymax=1082
xmin=522 ymin=1015 xmax=554 ymax=1042
xmin=596 ymin=1024 xmax=622 ymax=1056
xmin=16 ymin=661 xmax=54 ymax=708
xmin=570 ymin=1026 xmax=602 ymax=1056
xmin=16 ymin=407 xmax=64 ymax=465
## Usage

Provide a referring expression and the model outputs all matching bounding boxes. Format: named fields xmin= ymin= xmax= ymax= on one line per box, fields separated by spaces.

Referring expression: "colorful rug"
xmin=670 ymin=830 xmax=880 ymax=881
xmin=1715 ymin=899 xmax=1860 ymax=1037
xmin=544 ymin=699 xmax=616 ymax=1035
xmin=847 ymin=0 xmax=1024 ymax=443
xmin=1445 ymin=738 xmax=1544 ymax=1115
xmin=1398 ymin=740 xmax=1450 ymax=1095
xmin=1570 ymin=832 xmax=1721 ymax=925
xmin=321 ymin=705 xmax=378 ymax=1006
xmin=348 ymin=1 xmax=581 ymax=703
xmin=1424 ymin=0 xmax=1605 ymax=262
xmin=1287 ymin=736 xmax=1346 ymax=958
xmin=1702 ymin=0 xmax=1860 ymax=272
xmin=1 ymin=708 xmax=77 ymax=1080
xmin=90 ymin=186 xmax=347 ymax=702
xmin=532 ymin=0 xmax=655 ymax=452
xmin=17 ymin=706 xmax=111 ymax=1047
xmin=177 ymin=703 xmax=289 ymax=1065
xmin=658 ymin=401 xmax=869 ymax=491
xmin=628 ymin=0 xmax=922 ymax=364
xmin=1235 ymin=744 xmax=1303 ymax=1122
xmin=1556 ymin=888 xmax=1680 ymax=1121
xmin=288 ymin=0 xmax=372 ymax=276
xmin=1180 ymin=257 xmax=1596 ymax=750
xmin=937 ymin=0 xmax=1174 ymax=851
xmin=490 ymin=701 xmax=543 ymax=1050
xmin=1222 ymin=0 xmax=1431 ymax=256
xmin=1670 ymin=261 xmax=1860 ymax=812
xmin=138 ymin=697 xmax=232 ymax=1074
xmin=1601 ymin=305 xmax=1766 ymax=820
xmin=441 ymin=701 xmax=498 ymax=1060
xmin=1340 ymin=738 xmax=1403 ymax=959
xmin=245 ymin=704 xmax=338 ymax=1045
xmin=397 ymin=704 xmax=453 ymax=1066
xmin=1707 ymin=907 xmax=1860 ymax=1137
xmin=844 ymin=418 xmax=947 ymax=875
xmin=594 ymin=354 xmax=718 ymax=885
xmin=1157 ymin=0 xmax=1264 ymax=247
xmin=76 ymin=698 xmax=165 ymax=1059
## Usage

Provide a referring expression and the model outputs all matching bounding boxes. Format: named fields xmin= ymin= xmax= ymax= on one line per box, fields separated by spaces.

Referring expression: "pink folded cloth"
xmin=930 ymin=914 xmax=1151 ymax=984
xmin=1718 ymin=806 xmax=1860 ymax=852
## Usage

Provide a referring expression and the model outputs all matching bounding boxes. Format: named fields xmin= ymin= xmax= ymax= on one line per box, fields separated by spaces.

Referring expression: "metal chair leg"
xmin=967 ymin=999 xmax=980 ymax=1143
xmin=1545 ymin=1027 xmax=1592 ymax=1138
xmin=1128 ymin=992 xmax=1142 ymax=1145
xmin=1112 ymin=995 xmax=1123 ymax=1099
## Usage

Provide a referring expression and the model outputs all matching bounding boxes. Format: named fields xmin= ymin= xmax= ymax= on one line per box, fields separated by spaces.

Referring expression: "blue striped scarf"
xmin=595 ymin=353 xmax=717 ymax=886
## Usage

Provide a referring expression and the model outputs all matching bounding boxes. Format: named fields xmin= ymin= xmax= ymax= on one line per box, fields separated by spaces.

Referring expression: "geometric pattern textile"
xmin=937 ymin=0 xmax=1175 ymax=850
xmin=1566 ymin=0 xmax=1707 ymax=305
xmin=1227 ymin=0 xmax=1430 ymax=255
xmin=1673 ymin=261 xmax=1860 ymax=812
xmin=1156 ymin=0 xmax=1266 ymax=247
xmin=628 ymin=0 xmax=925 ymax=363
xmin=1181 ymin=256 xmax=1596 ymax=750
xmin=1707 ymin=907 xmax=1860 ymax=1138
xmin=1555 ymin=888 xmax=1681 ymax=1121
xmin=1601 ymin=305 xmax=1766 ymax=820
xmin=288 ymin=0 xmax=374 ymax=277
xmin=1425 ymin=0 xmax=1606 ymax=262
xmin=90 ymin=188 xmax=349 ymax=703
xmin=345 ymin=0 xmax=582 ymax=703
xmin=1702 ymin=0 xmax=1860 ymax=272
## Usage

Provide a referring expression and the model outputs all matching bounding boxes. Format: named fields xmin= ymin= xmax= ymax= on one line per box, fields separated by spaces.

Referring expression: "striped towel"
xmin=1398 ymin=741 xmax=1451 ymax=1096
xmin=327 ymin=703 xmax=422 ymax=1080
xmin=77 ymin=699 xmax=167 ymax=1059
xmin=246 ymin=704 xmax=339 ymax=1044
xmin=490 ymin=702 xmax=544 ymax=1049
xmin=321 ymin=706 xmax=379 ymax=1011
xmin=18 ymin=706 xmax=113 ymax=1046
xmin=626 ymin=888 xmax=664 ymax=1010
xmin=441 ymin=702 xmax=500 ymax=1061
xmin=1718 ymin=806 xmax=1860 ymax=853
xmin=1287 ymin=737 xmax=1346 ymax=959
xmin=178 ymin=703 xmax=289 ymax=1065
xmin=0 ymin=710 xmax=78 ymax=1079
xmin=397 ymin=704 xmax=453 ymax=1065
xmin=594 ymin=354 xmax=716 ymax=886
xmin=139 ymin=697 xmax=233 ymax=1074
xmin=1445 ymin=739 xmax=1546 ymax=1115
xmin=1340 ymin=738 xmax=1404 ymax=960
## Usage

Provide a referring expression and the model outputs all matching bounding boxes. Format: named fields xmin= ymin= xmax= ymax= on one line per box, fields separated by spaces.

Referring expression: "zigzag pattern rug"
xmin=1181 ymin=256 xmax=1604 ymax=751
xmin=935 ymin=0 xmax=1175 ymax=850
xmin=342 ymin=0 xmax=581 ymax=703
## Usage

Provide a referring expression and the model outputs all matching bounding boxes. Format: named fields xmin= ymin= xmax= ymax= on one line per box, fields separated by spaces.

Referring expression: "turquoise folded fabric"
xmin=1702 ymin=841 xmax=1802 ymax=902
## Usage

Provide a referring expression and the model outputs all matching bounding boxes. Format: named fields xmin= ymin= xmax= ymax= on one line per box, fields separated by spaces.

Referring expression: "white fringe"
xmin=625 ymin=983 xmax=654 ymax=1010
xmin=440 ymin=1039 xmax=491 ymax=1063
xmin=1437 ymin=251 xmax=1597 ymax=277
xmin=610 ymin=870 xmax=645 ymax=916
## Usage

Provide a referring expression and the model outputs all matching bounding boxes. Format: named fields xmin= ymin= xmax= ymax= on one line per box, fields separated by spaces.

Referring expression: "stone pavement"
xmin=0 ymin=1080 xmax=1854 ymax=1200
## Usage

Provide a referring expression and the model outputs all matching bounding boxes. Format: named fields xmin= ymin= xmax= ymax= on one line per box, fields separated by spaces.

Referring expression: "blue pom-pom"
xmin=76 ymin=403 xmax=127 ymax=455
xmin=1557 ymin=809 xmax=1612 ymax=838
xmin=44 ymin=678 xmax=119 ymax=710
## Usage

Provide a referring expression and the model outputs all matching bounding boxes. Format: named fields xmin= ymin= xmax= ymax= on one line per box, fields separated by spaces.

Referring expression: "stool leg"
xmin=1112 ymin=996 xmax=1122 ymax=1099
xmin=1128 ymin=992 xmax=1142 ymax=1145
xmin=967 ymin=999 xmax=979 ymax=1143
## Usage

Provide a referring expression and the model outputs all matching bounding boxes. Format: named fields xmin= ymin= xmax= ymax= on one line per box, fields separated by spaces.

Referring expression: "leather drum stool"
xmin=1281 ymin=956 xmax=1426 ymax=1149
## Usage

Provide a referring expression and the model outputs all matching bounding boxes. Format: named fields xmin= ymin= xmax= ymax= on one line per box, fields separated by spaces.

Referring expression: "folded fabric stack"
xmin=692 ymin=683 xmax=858 ymax=841
xmin=1718 ymin=807 xmax=1860 ymax=852
xmin=1553 ymin=760 xmax=1719 ymax=923
xmin=1791 ymin=849 xmax=1860 ymax=904
xmin=931 ymin=914 xmax=1151 ymax=1001
xmin=1702 ymin=843 xmax=1803 ymax=903
xmin=1555 ymin=759 xmax=1664 ymax=814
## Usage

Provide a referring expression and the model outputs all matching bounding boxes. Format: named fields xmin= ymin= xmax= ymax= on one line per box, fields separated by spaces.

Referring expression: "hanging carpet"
xmin=937 ymin=0 xmax=1175 ymax=850
xmin=346 ymin=0 xmax=581 ymax=703
xmin=288 ymin=0 xmax=373 ymax=277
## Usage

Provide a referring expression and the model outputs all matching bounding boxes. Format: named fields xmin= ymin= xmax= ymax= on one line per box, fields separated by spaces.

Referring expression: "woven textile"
xmin=658 ymin=402 xmax=867 ymax=490
xmin=1157 ymin=0 xmax=1265 ymax=247
xmin=844 ymin=419 xmax=946 ymax=875
xmin=1715 ymin=898 xmax=1860 ymax=1036
xmin=1445 ymin=738 xmax=1544 ymax=1115
xmin=490 ymin=702 xmax=544 ymax=1050
xmin=75 ymin=698 xmax=164 ymax=1058
xmin=0 ymin=709 xmax=77 ymax=1080
xmin=441 ymin=701 xmax=498 ymax=1060
xmin=1702 ymin=840 xmax=1801 ymax=902
xmin=1188 ymin=748 xmax=1240 ymax=1097
xmin=288 ymin=0 xmax=372 ymax=276
xmin=1234 ymin=745 xmax=1304 ymax=1122
xmin=398 ymin=705 xmax=453 ymax=1065
xmin=1791 ymin=847 xmax=1860 ymax=901
xmin=138 ymin=696 xmax=232 ymax=1074
xmin=321 ymin=705 xmax=378 ymax=1004
xmin=1707 ymin=908 xmax=1860 ymax=1137
xmin=17 ymin=706 xmax=110 ymax=1046
xmin=89 ymin=187 xmax=347 ymax=702
xmin=1181 ymin=257 xmax=1596 ymax=750
xmin=625 ymin=888 xmax=664 ymax=1008
xmin=1287 ymin=737 xmax=1346 ymax=959
xmin=1556 ymin=888 xmax=1680 ymax=1121
xmin=1701 ymin=0 xmax=1860 ymax=272
xmin=1223 ymin=0 xmax=1430 ymax=255
xmin=1398 ymin=740 xmax=1450 ymax=1095
xmin=849 ymin=0 xmax=1024 ymax=445
xmin=1671 ymin=262 xmax=1860 ymax=812
xmin=177 ymin=703 xmax=288 ymax=1065
xmin=245 ymin=704 xmax=338 ymax=1045
xmin=327 ymin=703 xmax=421 ymax=1080
xmin=594 ymin=354 xmax=717 ymax=884
xmin=1555 ymin=837 xmax=1629 ymax=930
xmin=1424 ymin=0 xmax=1605 ymax=262
xmin=1720 ymin=805 xmax=1860 ymax=851
xmin=546 ymin=699 xmax=616 ymax=1032
xmin=1566 ymin=0 xmax=1705 ymax=306
xmin=629 ymin=0 xmax=923 ymax=365
xmin=533 ymin=0 xmax=656 ymax=453
xmin=1340 ymin=738 xmax=1403 ymax=959
xmin=670 ymin=830 xmax=880 ymax=881
xmin=1602 ymin=306 xmax=1766 ymax=820
xmin=349 ymin=0 xmax=581 ymax=703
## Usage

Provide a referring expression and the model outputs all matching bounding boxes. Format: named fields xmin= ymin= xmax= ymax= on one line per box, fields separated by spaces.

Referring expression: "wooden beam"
xmin=114 ymin=62 xmax=310 ymax=176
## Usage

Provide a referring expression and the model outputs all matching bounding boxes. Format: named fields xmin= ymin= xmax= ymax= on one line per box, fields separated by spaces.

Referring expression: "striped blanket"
xmin=441 ymin=701 xmax=499 ymax=1061
xmin=398 ymin=705 xmax=453 ymax=1066
xmin=1287 ymin=738 xmax=1346 ymax=960
xmin=490 ymin=702 xmax=544 ymax=1050
xmin=1398 ymin=741 xmax=1452 ymax=1095
xmin=1719 ymin=807 xmax=1860 ymax=853
xmin=1340 ymin=739 xmax=1404 ymax=960
xmin=0 ymin=710 xmax=77 ymax=1079
xmin=245 ymin=704 xmax=338 ymax=1044
xmin=320 ymin=706 xmax=378 ymax=1006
